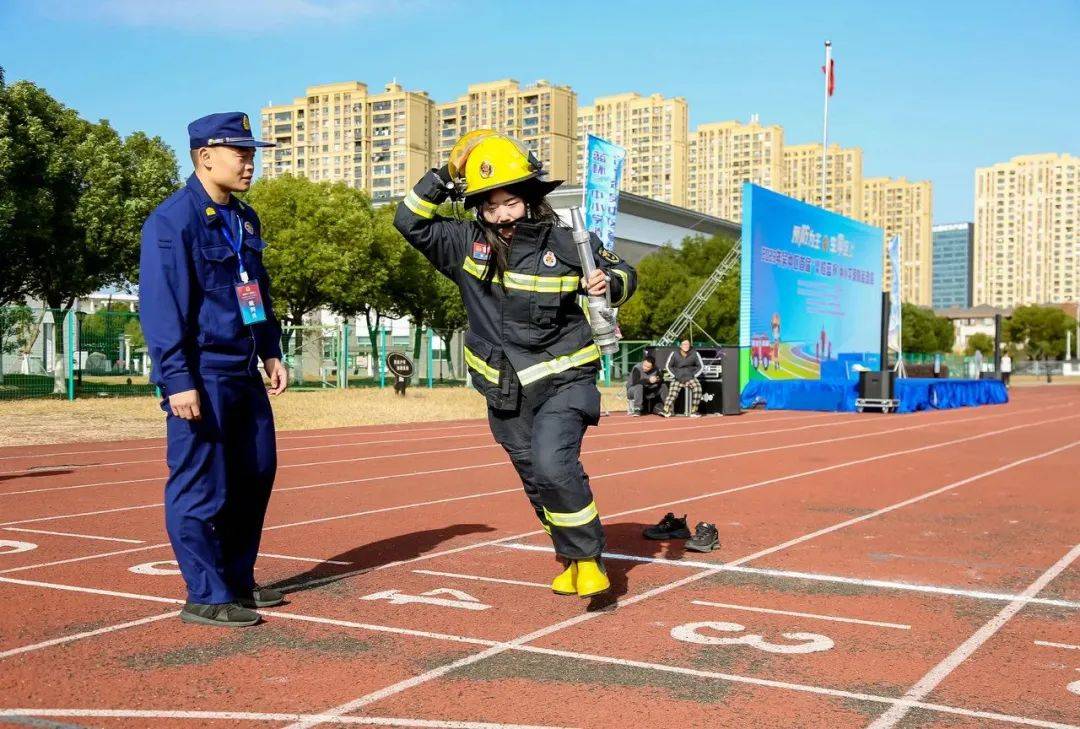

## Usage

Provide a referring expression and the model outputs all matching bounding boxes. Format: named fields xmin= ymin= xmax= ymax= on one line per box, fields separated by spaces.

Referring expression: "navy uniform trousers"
xmin=164 ymin=373 xmax=276 ymax=604
xmin=487 ymin=377 xmax=603 ymax=560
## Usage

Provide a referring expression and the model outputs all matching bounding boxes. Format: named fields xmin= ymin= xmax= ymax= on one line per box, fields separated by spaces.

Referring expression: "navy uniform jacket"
xmin=394 ymin=170 xmax=637 ymax=408
xmin=139 ymin=174 xmax=282 ymax=395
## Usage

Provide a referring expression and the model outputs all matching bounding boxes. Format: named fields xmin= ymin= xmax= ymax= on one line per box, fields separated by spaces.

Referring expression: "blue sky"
xmin=3 ymin=0 xmax=1077 ymax=224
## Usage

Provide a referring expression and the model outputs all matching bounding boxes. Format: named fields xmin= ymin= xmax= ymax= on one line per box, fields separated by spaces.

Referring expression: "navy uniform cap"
xmin=188 ymin=112 xmax=275 ymax=149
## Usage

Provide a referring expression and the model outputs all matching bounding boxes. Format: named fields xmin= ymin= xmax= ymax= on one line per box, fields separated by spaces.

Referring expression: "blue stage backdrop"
xmin=738 ymin=183 xmax=884 ymax=389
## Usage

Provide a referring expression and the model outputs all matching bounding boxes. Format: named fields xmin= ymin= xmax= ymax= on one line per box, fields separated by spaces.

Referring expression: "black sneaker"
xmin=643 ymin=512 xmax=692 ymax=540
xmin=180 ymin=602 xmax=261 ymax=627
xmin=685 ymin=522 xmax=720 ymax=553
xmin=236 ymin=585 xmax=285 ymax=609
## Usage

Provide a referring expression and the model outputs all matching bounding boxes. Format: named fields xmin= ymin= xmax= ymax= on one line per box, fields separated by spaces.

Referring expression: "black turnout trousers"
xmin=487 ymin=377 xmax=604 ymax=560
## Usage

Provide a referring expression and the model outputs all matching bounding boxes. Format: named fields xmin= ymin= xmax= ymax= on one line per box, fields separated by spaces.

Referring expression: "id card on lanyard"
xmin=219 ymin=209 xmax=268 ymax=325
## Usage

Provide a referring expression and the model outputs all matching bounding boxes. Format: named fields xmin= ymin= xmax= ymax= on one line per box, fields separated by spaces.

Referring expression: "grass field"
xmin=0 ymin=385 xmax=630 ymax=447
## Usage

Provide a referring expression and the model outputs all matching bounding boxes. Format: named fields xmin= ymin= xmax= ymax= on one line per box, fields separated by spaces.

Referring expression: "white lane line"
xmin=501 ymin=544 xmax=1080 ymax=611
xmin=0 ymin=709 xmax=575 ymax=729
xmin=868 ymin=543 xmax=1080 ymax=728
xmin=412 ymin=569 xmax=550 ymax=589
xmin=7 ymin=406 xmax=1064 ymax=582
xmin=3 ymin=527 xmax=145 ymax=544
xmin=0 ymin=408 xmax=805 ymax=464
xmin=1035 ymin=640 xmax=1080 ymax=650
xmin=0 ymin=410 xmax=819 ymax=478
xmin=0 ymin=412 xmax=843 ymax=496
xmin=689 ymin=599 xmax=911 ymax=630
xmin=258 ymin=552 xmax=352 ymax=566
xmin=257 ymin=412 xmax=1080 ymax=532
xmin=731 ymin=441 xmax=1080 ymax=568
xmin=0 ymin=575 xmax=184 ymax=604
xmin=511 ymin=645 xmax=1080 ymax=729
xmin=0 ymin=401 xmax=1058 ymax=506
xmin=287 ymin=435 xmax=1080 ymax=729
xmin=1 ymin=576 xmax=1074 ymax=729
xmin=265 ymin=611 xmax=499 ymax=648
xmin=0 ymin=611 xmax=178 ymax=659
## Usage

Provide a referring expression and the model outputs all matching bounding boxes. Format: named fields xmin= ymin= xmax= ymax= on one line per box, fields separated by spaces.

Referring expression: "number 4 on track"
xmin=361 ymin=587 xmax=492 ymax=611
xmin=0 ymin=540 xmax=37 ymax=555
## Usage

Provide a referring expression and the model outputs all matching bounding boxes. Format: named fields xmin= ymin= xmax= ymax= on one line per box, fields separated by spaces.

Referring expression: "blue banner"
xmin=739 ymin=183 xmax=884 ymax=387
xmin=583 ymin=134 xmax=625 ymax=251
xmin=887 ymin=235 xmax=901 ymax=353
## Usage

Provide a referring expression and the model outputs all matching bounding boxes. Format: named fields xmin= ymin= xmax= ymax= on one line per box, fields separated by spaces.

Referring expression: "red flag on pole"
xmin=821 ymin=59 xmax=835 ymax=96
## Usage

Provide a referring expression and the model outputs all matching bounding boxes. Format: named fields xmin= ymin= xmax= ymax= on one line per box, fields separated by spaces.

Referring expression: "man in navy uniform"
xmin=139 ymin=112 xmax=288 ymax=627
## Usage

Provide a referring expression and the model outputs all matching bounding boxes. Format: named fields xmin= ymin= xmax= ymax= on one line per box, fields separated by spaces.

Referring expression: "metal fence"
xmin=0 ymin=306 xmax=154 ymax=400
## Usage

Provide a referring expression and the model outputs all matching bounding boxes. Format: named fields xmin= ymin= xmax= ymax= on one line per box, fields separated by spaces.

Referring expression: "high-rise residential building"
xmin=932 ymin=223 xmax=974 ymax=309
xmin=781 ymin=143 xmax=864 ymax=219
xmin=577 ymin=92 xmax=689 ymax=206
xmin=260 ymin=81 xmax=435 ymax=202
xmin=687 ymin=118 xmax=783 ymax=222
xmin=861 ymin=177 xmax=934 ymax=306
xmin=973 ymin=153 xmax=1079 ymax=307
xmin=434 ymin=79 xmax=577 ymax=184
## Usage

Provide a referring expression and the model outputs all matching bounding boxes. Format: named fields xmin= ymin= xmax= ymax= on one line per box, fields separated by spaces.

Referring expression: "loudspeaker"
xmin=859 ymin=370 xmax=894 ymax=400
xmin=719 ymin=346 xmax=741 ymax=415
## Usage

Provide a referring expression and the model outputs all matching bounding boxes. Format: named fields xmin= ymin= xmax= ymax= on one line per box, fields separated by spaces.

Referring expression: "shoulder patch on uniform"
xmin=204 ymin=206 xmax=216 ymax=218
xmin=598 ymin=248 xmax=621 ymax=264
xmin=471 ymin=241 xmax=490 ymax=261
xmin=542 ymin=250 xmax=557 ymax=267
xmin=244 ymin=221 xmax=255 ymax=235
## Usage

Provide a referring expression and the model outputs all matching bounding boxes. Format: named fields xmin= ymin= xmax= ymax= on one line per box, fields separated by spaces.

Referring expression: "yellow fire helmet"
xmin=453 ymin=132 xmax=563 ymax=205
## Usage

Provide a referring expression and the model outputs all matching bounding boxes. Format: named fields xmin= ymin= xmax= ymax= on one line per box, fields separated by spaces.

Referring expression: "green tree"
xmin=378 ymin=203 xmax=443 ymax=359
xmin=244 ymin=176 xmax=376 ymax=381
xmin=617 ymin=232 xmax=740 ymax=344
xmin=319 ymin=198 xmax=401 ymax=371
xmin=964 ymin=332 xmax=995 ymax=357
xmin=902 ymin=304 xmax=954 ymax=353
xmin=0 ymin=66 xmax=30 ymax=306
xmin=0 ymin=79 xmax=178 ymax=392
xmin=429 ymin=274 xmax=468 ymax=377
xmin=1005 ymin=305 xmax=1076 ymax=361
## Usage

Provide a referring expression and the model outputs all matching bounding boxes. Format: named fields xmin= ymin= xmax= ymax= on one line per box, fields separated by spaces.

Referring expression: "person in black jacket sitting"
xmin=626 ymin=355 xmax=667 ymax=416
xmin=661 ymin=340 xmax=704 ymax=417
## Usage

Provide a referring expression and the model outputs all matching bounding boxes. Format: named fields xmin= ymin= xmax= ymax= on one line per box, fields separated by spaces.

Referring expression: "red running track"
xmin=0 ymin=387 xmax=1077 ymax=728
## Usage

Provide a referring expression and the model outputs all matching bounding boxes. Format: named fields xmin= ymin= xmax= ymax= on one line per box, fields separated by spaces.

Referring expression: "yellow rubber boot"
xmin=551 ymin=562 xmax=577 ymax=595
xmin=575 ymin=558 xmax=610 ymax=598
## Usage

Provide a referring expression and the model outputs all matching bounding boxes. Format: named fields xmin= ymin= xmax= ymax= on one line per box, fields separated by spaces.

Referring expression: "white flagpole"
xmin=821 ymin=40 xmax=832 ymax=208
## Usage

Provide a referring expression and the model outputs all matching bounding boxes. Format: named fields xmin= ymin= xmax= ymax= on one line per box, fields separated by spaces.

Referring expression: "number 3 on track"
xmin=670 ymin=621 xmax=834 ymax=654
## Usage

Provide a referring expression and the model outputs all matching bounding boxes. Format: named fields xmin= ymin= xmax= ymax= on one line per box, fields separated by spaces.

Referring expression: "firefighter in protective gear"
xmin=395 ymin=132 xmax=637 ymax=598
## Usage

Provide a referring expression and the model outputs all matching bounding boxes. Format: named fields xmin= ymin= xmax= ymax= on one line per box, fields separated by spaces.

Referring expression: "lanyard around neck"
xmin=217 ymin=209 xmax=249 ymax=282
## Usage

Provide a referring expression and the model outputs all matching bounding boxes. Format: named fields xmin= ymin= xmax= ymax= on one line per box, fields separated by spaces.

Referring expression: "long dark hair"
xmin=468 ymin=182 xmax=564 ymax=290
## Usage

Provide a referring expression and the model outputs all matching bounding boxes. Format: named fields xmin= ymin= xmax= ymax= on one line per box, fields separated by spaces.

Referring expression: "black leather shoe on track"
xmin=236 ymin=585 xmax=285 ymax=609
xmin=643 ymin=512 xmax=692 ymax=540
xmin=685 ymin=522 xmax=720 ymax=553
xmin=180 ymin=602 xmax=261 ymax=627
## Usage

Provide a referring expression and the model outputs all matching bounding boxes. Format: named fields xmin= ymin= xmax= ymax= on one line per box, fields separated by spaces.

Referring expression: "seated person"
xmin=661 ymin=339 xmax=704 ymax=417
xmin=626 ymin=354 xmax=667 ymax=416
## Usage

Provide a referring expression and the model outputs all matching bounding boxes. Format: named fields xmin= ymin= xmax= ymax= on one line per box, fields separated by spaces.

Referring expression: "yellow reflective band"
xmin=462 ymin=257 xmax=580 ymax=293
xmin=544 ymin=501 xmax=599 ymax=528
xmin=610 ymin=268 xmax=630 ymax=306
xmin=404 ymin=191 xmax=436 ymax=219
xmin=463 ymin=346 xmax=500 ymax=384
xmin=516 ymin=344 xmax=601 ymax=386
xmin=542 ymin=524 xmax=552 ymax=535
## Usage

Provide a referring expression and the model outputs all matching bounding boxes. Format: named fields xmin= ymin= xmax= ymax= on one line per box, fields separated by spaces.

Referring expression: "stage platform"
xmin=740 ymin=377 xmax=1008 ymax=413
